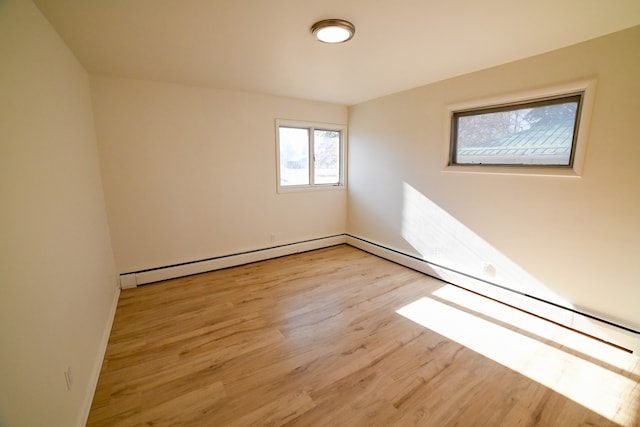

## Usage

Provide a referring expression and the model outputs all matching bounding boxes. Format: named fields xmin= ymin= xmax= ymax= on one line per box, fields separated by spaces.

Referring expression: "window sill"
xmin=442 ymin=165 xmax=582 ymax=178
xmin=277 ymin=184 xmax=347 ymax=194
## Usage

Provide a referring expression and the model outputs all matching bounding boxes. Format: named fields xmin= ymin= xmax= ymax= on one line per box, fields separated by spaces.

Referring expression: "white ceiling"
xmin=33 ymin=0 xmax=640 ymax=105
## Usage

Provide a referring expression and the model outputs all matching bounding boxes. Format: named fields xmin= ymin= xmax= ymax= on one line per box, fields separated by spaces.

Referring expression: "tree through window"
xmin=276 ymin=121 xmax=345 ymax=190
xmin=450 ymin=94 xmax=583 ymax=166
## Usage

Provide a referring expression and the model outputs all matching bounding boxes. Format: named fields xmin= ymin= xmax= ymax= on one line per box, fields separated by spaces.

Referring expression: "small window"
xmin=450 ymin=93 xmax=583 ymax=167
xmin=276 ymin=121 xmax=345 ymax=191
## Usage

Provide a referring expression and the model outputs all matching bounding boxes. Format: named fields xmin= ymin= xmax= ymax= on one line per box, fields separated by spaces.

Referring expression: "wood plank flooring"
xmin=88 ymin=245 xmax=640 ymax=426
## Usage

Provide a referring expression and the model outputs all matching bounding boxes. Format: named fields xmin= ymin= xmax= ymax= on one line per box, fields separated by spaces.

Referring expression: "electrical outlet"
xmin=64 ymin=367 xmax=73 ymax=390
xmin=270 ymin=234 xmax=276 ymax=242
xmin=483 ymin=263 xmax=497 ymax=277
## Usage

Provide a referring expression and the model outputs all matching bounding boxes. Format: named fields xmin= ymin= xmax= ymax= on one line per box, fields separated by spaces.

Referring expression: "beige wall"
xmin=91 ymin=76 xmax=348 ymax=274
xmin=348 ymin=26 xmax=640 ymax=330
xmin=0 ymin=1 xmax=118 ymax=426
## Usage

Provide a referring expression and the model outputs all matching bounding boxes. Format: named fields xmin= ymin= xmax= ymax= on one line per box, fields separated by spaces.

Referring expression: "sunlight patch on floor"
xmin=432 ymin=284 xmax=637 ymax=372
xmin=396 ymin=295 xmax=640 ymax=426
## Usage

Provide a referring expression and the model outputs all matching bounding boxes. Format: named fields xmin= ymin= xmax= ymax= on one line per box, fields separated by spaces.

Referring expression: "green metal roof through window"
xmin=457 ymin=121 xmax=574 ymax=157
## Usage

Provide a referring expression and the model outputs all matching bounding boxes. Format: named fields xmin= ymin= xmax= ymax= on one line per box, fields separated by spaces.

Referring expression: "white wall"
xmin=348 ymin=26 xmax=640 ymax=331
xmin=0 ymin=1 xmax=119 ymax=426
xmin=91 ymin=76 xmax=348 ymax=274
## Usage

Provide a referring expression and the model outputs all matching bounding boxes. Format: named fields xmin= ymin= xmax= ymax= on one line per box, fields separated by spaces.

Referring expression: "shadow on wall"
xmin=398 ymin=181 xmax=639 ymax=350
xmin=401 ymin=181 xmax=568 ymax=306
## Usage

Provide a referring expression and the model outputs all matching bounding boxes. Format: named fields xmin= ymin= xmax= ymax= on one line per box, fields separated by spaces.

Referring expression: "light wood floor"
xmin=88 ymin=245 xmax=640 ymax=426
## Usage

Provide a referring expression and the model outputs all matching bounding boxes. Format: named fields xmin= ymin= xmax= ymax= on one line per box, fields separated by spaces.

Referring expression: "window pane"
xmin=314 ymin=130 xmax=340 ymax=184
xmin=279 ymin=127 xmax=309 ymax=186
xmin=454 ymin=97 xmax=580 ymax=166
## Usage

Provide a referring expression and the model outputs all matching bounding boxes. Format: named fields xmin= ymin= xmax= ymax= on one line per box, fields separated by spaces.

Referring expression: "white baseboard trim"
xmin=119 ymin=234 xmax=347 ymax=288
xmin=116 ymin=233 xmax=639 ymax=354
xmin=346 ymin=235 xmax=640 ymax=354
xmin=79 ymin=285 xmax=120 ymax=427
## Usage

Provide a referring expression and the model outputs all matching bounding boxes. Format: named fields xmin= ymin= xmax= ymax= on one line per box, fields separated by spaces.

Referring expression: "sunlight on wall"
xmin=396 ymin=295 xmax=640 ymax=426
xmin=401 ymin=182 xmax=569 ymax=306
xmin=399 ymin=181 xmax=639 ymax=352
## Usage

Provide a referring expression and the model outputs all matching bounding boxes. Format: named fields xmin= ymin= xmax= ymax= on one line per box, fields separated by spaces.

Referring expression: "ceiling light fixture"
xmin=311 ymin=19 xmax=355 ymax=44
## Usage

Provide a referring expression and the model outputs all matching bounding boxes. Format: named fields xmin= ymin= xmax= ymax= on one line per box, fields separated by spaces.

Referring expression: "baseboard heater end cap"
xmin=632 ymin=337 xmax=640 ymax=356
xmin=119 ymin=273 xmax=138 ymax=289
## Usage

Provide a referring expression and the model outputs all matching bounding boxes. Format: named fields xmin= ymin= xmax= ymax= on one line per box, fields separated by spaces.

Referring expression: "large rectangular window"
xmin=276 ymin=120 xmax=345 ymax=191
xmin=450 ymin=93 xmax=583 ymax=167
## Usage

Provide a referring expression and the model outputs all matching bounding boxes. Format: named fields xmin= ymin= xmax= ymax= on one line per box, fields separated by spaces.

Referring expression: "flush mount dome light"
xmin=311 ymin=19 xmax=355 ymax=43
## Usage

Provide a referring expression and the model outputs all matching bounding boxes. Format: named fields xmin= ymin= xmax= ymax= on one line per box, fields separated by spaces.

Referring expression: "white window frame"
xmin=443 ymin=79 xmax=596 ymax=177
xmin=276 ymin=119 xmax=347 ymax=192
